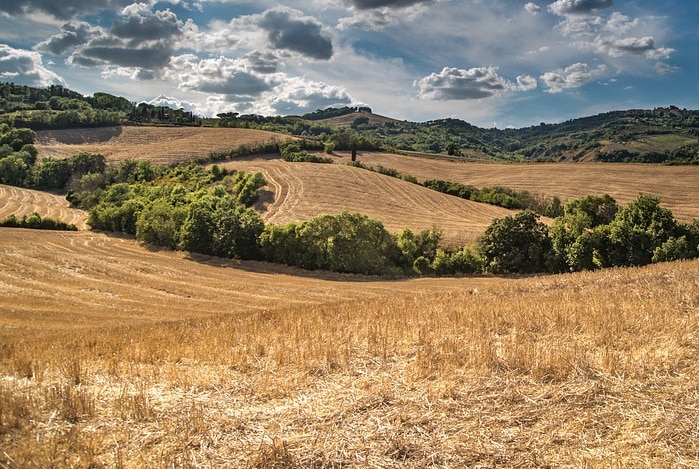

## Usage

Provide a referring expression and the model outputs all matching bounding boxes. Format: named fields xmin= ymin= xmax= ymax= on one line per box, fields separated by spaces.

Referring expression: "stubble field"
xmin=1 ymin=126 xmax=699 ymax=467
xmin=1 ymin=229 xmax=698 ymax=467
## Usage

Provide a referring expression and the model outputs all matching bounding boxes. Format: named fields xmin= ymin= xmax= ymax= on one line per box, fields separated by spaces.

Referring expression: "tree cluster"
xmin=479 ymin=194 xmax=699 ymax=274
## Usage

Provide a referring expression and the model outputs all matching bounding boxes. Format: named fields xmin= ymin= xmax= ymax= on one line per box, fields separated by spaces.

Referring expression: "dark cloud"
xmin=71 ymin=44 xmax=173 ymax=70
xmin=189 ymin=71 xmax=271 ymax=98
xmin=416 ymin=67 xmax=514 ymax=100
xmin=37 ymin=22 xmax=101 ymax=55
xmin=177 ymin=57 xmax=272 ymax=98
xmin=348 ymin=0 xmax=431 ymax=9
xmin=242 ymin=50 xmax=280 ymax=74
xmin=111 ymin=9 xmax=184 ymax=45
xmin=549 ymin=0 xmax=612 ymax=16
xmin=0 ymin=0 xmax=132 ymax=20
xmin=259 ymin=8 xmax=333 ymax=60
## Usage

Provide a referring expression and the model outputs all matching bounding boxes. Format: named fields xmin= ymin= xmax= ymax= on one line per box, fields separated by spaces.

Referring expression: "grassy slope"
xmin=1 ymin=228 xmax=697 ymax=467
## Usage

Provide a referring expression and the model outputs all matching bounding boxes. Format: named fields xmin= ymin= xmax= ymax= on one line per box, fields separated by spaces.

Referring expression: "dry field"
xmin=34 ymin=126 xmax=286 ymax=165
xmin=221 ymin=157 xmax=514 ymax=246
xmin=0 ymin=184 xmax=88 ymax=229
xmin=350 ymin=152 xmax=699 ymax=222
xmin=1 ymin=228 xmax=698 ymax=467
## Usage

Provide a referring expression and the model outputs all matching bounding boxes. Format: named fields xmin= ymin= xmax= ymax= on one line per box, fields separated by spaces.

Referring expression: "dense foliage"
xmin=0 ymin=213 xmax=77 ymax=231
xmin=480 ymin=194 xmax=699 ymax=274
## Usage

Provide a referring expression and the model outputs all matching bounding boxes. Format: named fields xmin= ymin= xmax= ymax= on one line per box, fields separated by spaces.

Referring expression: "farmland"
xmin=1 ymin=229 xmax=698 ymax=467
xmin=1 ymin=125 xmax=699 ymax=467
xmin=34 ymin=126 xmax=285 ymax=165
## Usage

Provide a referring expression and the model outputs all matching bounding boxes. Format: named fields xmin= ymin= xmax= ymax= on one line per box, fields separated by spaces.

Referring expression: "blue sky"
xmin=1 ymin=0 xmax=698 ymax=128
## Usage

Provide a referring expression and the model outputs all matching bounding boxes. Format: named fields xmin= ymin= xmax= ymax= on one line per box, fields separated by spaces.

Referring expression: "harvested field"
xmin=1 ymin=228 xmax=698 ymax=467
xmin=221 ymin=157 xmax=516 ymax=246
xmin=351 ymin=152 xmax=699 ymax=222
xmin=0 ymin=184 xmax=88 ymax=229
xmin=34 ymin=126 xmax=287 ymax=165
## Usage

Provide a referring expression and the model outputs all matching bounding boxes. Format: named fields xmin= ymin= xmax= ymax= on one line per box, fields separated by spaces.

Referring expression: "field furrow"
xmin=222 ymin=159 xmax=513 ymax=245
xmin=0 ymin=184 xmax=88 ymax=229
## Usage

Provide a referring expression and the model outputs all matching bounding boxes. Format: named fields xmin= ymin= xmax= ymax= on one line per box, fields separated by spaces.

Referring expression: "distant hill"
xmin=2 ymin=80 xmax=698 ymax=163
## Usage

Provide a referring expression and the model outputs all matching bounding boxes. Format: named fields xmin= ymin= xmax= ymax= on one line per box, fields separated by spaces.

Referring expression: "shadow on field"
xmin=36 ymin=126 xmax=123 ymax=144
xmin=183 ymin=251 xmax=410 ymax=283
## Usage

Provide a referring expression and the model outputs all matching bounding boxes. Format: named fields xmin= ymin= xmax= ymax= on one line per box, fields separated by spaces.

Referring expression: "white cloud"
xmin=517 ymin=75 xmax=538 ymax=91
xmin=549 ymin=0 xmax=612 ymax=17
xmin=0 ymin=43 xmax=65 ymax=86
xmin=540 ymin=62 xmax=606 ymax=93
xmin=524 ymin=2 xmax=541 ymax=14
xmin=415 ymin=66 xmax=517 ymax=101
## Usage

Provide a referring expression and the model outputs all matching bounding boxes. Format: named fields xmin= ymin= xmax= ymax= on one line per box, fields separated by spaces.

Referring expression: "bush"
xmin=478 ymin=211 xmax=551 ymax=274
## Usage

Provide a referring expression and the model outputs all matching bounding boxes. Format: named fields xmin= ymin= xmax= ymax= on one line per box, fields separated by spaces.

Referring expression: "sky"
xmin=1 ymin=0 xmax=698 ymax=128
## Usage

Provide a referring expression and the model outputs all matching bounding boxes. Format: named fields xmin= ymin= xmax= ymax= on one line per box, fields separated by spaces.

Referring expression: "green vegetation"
xmin=0 ymin=213 xmax=77 ymax=231
xmin=3 ymin=80 xmax=699 ymax=162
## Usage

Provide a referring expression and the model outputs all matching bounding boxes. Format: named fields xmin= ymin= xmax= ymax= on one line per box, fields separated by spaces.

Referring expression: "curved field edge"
xmin=0 ymin=184 xmax=88 ymax=229
xmin=1 ymin=228 xmax=697 ymax=467
xmin=221 ymin=159 xmax=516 ymax=246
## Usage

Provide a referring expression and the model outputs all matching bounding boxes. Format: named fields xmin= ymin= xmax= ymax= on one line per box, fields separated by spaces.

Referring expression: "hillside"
xmin=0 ymin=184 xmax=88 ymax=229
xmin=1 ymin=228 xmax=697 ymax=467
xmin=4 ymin=81 xmax=699 ymax=162
xmin=34 ymin=126 xmax=286 ymax=165
xmin=347 ymin=152 xmax=699 ymax=222
xmin=220 ymin=157 xmax=515 ymax=246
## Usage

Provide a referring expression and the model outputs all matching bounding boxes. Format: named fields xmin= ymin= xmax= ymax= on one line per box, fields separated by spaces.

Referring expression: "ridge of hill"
xmin=2 ymin=81 xmax=698 ymax=163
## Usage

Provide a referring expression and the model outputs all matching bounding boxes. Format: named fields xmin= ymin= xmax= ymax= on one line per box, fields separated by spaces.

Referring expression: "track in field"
xmin=0 ymin=184 xmax=88 ymax=229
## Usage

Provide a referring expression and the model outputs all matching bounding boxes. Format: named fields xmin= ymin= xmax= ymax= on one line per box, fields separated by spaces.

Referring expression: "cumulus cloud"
xmin=175 ymin=55 xmax=272 ymax=98
xmin=258 ymin=7 xmax=333 ymax=60
xmin=36 ymin=22 xmax=103 ymax=55
xmin=0 ymin=0 xmax=132 ymax=20
xmin=338 ymin=0 xmax=433 ymax=29
xmin=415 ymin=66 xmax=517 ymax=100
xmin=524 ymin=3 xmax=541 ymax=14
xmin=549 ymin=0 xmax=612 ymax=17
xmin=110 ymin=8 xmax=184 ymax=46
xmin=265 ymin=77 xmax=354 ymax=115
xmin=146 ymin=94 xmax=197 ymax=112
xmin=540 ymin=62 xmax=605 ymax=93
xmin=58 ymin=6 xmax=191 ymax=78
xmin=0 ymin=43 xmax=65 ymax=86
xmin=70 ymin=44 xmax=173 ymax=70
xmin=517 ymin=75 xmax=538 ymax=91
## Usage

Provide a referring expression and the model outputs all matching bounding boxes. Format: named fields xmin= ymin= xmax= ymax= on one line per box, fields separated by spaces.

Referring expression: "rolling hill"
xmin=33 ymin=126 xmax=285 ymax=165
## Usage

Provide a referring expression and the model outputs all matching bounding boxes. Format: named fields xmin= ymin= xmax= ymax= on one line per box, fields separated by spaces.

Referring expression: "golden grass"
xmin=34 ymin=126 xmax=285 ymax=165
xmin=350 ymin=152 xmax=699 ymax=222
xmin=221 ymin=157 xmax=515 ymax=246
xmin=1 ymin=228 xmax=698 ymax=467
xmin=0 ymin=184 xmax=88 ymax=229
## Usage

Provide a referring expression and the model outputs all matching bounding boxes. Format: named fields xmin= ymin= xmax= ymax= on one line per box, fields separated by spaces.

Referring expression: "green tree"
xmin=605 ymin=194 xmax=678 ymax=266
xmin=31 ymin=157 xmax=72 ymax=189
xmin=478 ymin=211 xmax=551 ymax=274
xmin=135 ymin=199 xmax=187 ymax=249
xmin=0 ymin=154 xmax=29 ymax=185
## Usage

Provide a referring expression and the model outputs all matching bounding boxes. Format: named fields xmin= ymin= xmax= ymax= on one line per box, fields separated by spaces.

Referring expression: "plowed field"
xmin=222 ymin=157 xmax=515 ymax=246
xmin=0 ymin=184 xmax=88 ymax=229
xmin=34 ymin=126 xmax=285 ymax=164
xmin=350 ymin=152 xmax=699 ymax=221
